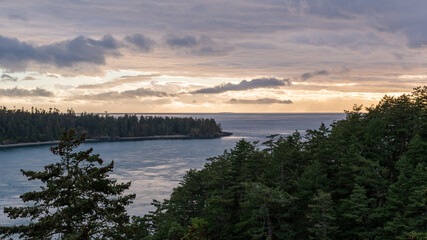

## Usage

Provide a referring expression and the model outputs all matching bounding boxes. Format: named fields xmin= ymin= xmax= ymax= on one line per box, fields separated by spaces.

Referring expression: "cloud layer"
xmin=192 ymin=78 xmax=290 ymax=94
xmin=0 ymin=87 xmax=54 ymax=97
xmin=0 ymin=35 xmax=120 ymax=70
xmin=228 ymin=98 xmax=293 ymax=104
xmin=124 ymin=34 xmax=155 ymax=52
xmin=74 ymin=87 xmax=168 ymax=100
xmin=1 ymin=74 xmax=18 ymax=82
xmin=0 ymin=1 xmax=424 ymax=112
xmin=165 ymin=35 xmax=232 ymax=56
xmin=300 ymin=70 xmax=329 ymax=81
xmin=77 ymin=74 xmax=157 ymax=89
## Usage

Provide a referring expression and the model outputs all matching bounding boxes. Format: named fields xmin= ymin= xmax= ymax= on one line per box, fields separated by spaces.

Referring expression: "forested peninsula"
xmin=134 ymin=86 xmax=427 ymax=239
xmin=0 ymin=108 xmax=229 ymax=145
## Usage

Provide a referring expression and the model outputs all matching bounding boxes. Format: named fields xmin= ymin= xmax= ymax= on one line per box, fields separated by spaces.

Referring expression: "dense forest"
xmin=0 ymin=108 xmax=225 ymax=144
xmin=131 ymin=86 xmax=427 ymax=239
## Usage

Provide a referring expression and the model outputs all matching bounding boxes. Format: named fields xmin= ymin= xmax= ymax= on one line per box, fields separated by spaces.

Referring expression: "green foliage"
xmin=339 ymin=184 xmax=375 ymax=239
xmin=0 ymin=108 xmax=224 ymax=144
xmin=127 ymin=216 xmax=151 ymax=240
xmin=0 ymin=130 xmax=136 ymax=240
xmin=137 ymin=86 xmax=427 ymax=239
xmin=307 ymin=190 xmax=338 ymax=240
xmin=182 ymin=218 xmax=209 ymax=240
xmin=239 ymin=182 xmax=295 ymax=239
xmin=2 ymin=86 xmax=427 ymax=239
xmin=168 ymin=222 xmax=186 ymax=240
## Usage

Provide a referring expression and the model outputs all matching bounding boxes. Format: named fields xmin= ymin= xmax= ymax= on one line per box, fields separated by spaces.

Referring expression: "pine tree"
xmin=307 ymin=190 xmax=338 ymax=240
xmin=0 ymin=129 xmax=136 ymax=240
xmin=340 ymin=184 xmax=374 ymax=239
xmin=238 ymin=182 xmax=295 ymax=239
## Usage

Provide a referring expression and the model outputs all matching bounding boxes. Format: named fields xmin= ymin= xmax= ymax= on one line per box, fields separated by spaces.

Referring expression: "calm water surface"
xmin=0 ymin=113 xmax=344 ymax=225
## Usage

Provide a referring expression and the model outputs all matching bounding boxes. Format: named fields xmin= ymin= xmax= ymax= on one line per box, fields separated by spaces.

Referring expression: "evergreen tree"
xmin=307 ymin=190 xmax=338 ymax=240
xmin=0 ymin=107 xmax=225 ymax=144
xmin=380 ymin=135 xmax=427 ymax=240
xmin=0 ymin=130 xmax=136 ymax=240
xmin=238 ymin=182 xmax=295 ymax=239
xmin=340 ymin=184 xmax=374 ymax=239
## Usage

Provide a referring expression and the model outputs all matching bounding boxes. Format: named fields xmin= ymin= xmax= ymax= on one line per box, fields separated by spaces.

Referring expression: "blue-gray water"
xmin=0 ymin=113 xmax=344 ymax=225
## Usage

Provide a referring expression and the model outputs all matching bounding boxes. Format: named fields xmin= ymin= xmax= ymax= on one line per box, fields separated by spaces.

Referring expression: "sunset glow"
xmin=0 ymin=1 xmax=425 ymax=113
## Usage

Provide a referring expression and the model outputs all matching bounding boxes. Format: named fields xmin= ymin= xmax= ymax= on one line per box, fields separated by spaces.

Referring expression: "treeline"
xmin=0 ymin=108 xmax=224 ymax=144
xmin=133 ymin=87 xmax=427 ymax=239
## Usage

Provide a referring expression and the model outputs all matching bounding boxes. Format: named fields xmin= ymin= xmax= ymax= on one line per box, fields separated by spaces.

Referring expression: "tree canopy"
xmin=134 ymin=86 xmax=427 ymax=239
xmin=0 ymin=109 xmax=224 ymax=144
xmin=0 ymin=130 xmax=136 ymax=240
xmin=1 ymin=86 xmax=426 ymax=239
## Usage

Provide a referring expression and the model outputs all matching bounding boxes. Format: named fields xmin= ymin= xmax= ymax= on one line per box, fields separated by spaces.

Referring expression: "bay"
xmin=0 ymin=113 xmax=344 ymax=225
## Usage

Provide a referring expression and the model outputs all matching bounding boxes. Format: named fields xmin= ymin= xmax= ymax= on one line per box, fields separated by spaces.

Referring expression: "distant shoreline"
xmin=0 ymin=132 xmax=232 ymax=149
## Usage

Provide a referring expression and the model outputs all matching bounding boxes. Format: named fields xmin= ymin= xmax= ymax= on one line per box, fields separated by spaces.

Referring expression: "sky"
xmin=0 ymin=0 xmax=426 ymax=113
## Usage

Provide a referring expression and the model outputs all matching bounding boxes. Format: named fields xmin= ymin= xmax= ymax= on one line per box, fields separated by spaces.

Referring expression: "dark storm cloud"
xmin=124 ymin=34 xmax=154 ymax=52
xmin=0 ymin=87 xmax=54 ymax=97
xmin=0 ymin=35 xmax=120 ymax=69
xmin=228 ymin=98 xmax=293 ymax=104
xmin=300 ymin=70 xmax=329 ymax=81
xmin=192 ymin=78 xmax=290 ymax=94
xmin=75 ymin=88 xmax=168 ymax=100
xmin=1 ymin=74 xmax=18 ymax=82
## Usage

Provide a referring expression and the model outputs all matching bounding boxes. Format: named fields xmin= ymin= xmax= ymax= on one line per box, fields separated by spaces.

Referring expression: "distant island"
xmin=0 ymin=107 xmax=231 ymax=145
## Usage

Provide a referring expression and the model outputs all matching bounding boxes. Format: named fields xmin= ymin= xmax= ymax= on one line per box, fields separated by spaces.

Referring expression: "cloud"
xmin=124 ymin=34 xmax=154 ymax=52
xmin=165 ymin=35 xmax=233 ymax=55
xmin=54 ymin=83 xmax=74 ymax=90
xmin=165 ymin=35 xmax=198 ymax=48
xmin=0 ymin=35 xmax=120 ymax=70
xmin=228 ymin=98 xmax=293 ymax=104
xmin=192 ymin=77 xmax=290 ymax=94
xmin=47 ymin=74 xmax=59 ymax=78
xmin=74 ymin=87 xmax=168 ymax=100
xmin=300 ymin=0 xmax=427 ymax=49
xmin=300 ymin=70 xmax=329 ymax=80
xmin=304 ymin=1 xmax=354 ymax=20
xmin=0 ymin=87 xmax=54 ymax=97
xmin=8 ymin=14 xmax=27 ymax=21
xmin=1 ymin=74 xmax=18 ymax=82
xmin=40 ymin=35 xmax=120 ymax=67
xmin=77 ymin=74 xmax=158 ymax=89
xmin=293 ymin=32 xmax=386 ymax=50
xmin=22 ymin=76 xmax=36 ymax=80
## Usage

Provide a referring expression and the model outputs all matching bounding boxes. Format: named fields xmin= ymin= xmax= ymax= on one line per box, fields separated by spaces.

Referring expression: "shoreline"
xmin=0 ymin=132 xmax=233 ymax=149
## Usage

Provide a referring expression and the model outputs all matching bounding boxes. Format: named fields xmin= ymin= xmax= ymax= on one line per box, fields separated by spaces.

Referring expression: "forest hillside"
xmin=135 ymin=86 xmax=427 ymax=240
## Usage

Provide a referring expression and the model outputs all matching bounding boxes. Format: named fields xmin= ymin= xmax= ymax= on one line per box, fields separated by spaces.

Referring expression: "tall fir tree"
xmin=0 ymin=130 xmax=136 ymax=240
xmin=307 ymin=190 xmax=338 ymax=240
xmin=340 ymin=184 xmax=374 ymax=239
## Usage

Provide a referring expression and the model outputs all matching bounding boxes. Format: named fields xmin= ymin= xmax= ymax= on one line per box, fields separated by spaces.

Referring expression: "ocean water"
xmin=0 ymin=113 xmax=345 ymax=225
